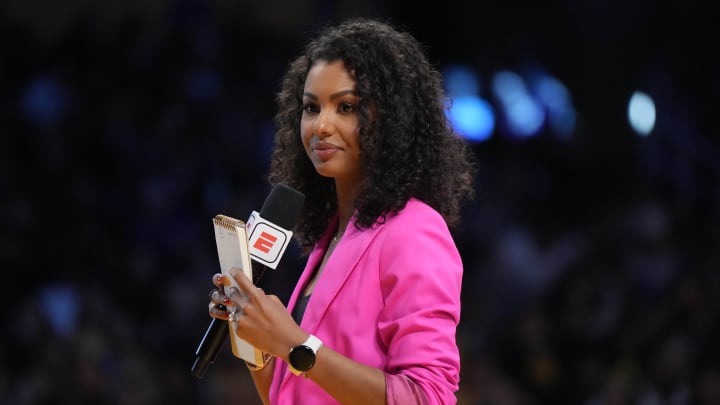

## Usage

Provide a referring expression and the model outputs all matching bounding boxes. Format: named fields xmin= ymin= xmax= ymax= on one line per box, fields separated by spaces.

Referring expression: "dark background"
xmin=1 ymin=0 xmax=719 ymax=404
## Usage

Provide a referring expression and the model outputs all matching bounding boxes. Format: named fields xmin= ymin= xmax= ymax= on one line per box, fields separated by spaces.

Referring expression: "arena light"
xmin=447 ymin=95 xmax=495 ymax=142
xmin=443 ymin=64 xmax=495 ymax=142
xmin=492 ymin=70 xmax=545 ymax=139
xmin=627 ymin=91 xmax=656 ymax=136
xmin=528 ymin=72 xmax=576 ymax=139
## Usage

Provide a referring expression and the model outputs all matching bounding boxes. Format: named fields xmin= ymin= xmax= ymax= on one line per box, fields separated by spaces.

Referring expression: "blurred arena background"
xmin=1 ymin=0 xmax=719 ymax=403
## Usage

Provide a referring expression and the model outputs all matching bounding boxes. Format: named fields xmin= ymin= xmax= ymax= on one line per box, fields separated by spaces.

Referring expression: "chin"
xmin=313 ymin=164 xmax=336 ymax=179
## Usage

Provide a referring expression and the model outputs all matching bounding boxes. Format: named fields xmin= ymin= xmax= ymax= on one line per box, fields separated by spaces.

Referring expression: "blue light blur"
xmin=21 ymin=75 xmax=68 ymax=125
xmin=492 ymin=70 xmax=546 ymax=138
xmin=529 ymin=73 xmax=576 ymax=139
xmin=628 ymin=91 xmax=656 ymax=136
xmin=447 ymin=96 xmax=495 ymax=142
xmin=39 ymin=284 xmax=79 ymax=338
xmin=443 ymin=64 xmax=495 ymax=142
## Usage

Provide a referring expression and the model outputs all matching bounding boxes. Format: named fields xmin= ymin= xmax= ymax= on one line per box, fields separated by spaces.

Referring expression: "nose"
xmin=313 ymin=109 xmax=335 ymax=138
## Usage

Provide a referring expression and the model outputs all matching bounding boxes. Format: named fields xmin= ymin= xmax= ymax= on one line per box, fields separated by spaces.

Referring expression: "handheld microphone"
xmin=191 ymin=183 xmax=304 ymax=379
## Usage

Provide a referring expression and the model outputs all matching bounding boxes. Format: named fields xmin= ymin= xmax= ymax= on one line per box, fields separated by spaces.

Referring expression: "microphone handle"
xmin=191 ymin=312 xmax=228 ymax=378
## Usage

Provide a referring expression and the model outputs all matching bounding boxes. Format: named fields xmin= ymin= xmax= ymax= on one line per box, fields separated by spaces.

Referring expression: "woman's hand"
xmin=208 ymin=269 xmax=308 ymax=361
xmin=208 ymin=273 xmax=233 ymax=320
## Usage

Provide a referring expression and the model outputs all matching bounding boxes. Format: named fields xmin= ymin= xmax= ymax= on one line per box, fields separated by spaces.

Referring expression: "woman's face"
xmin=301 ymin=60 xmax=362 ymax=188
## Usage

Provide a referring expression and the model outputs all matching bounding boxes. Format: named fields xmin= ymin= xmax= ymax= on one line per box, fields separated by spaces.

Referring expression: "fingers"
xmin=208 ymin=300 xmax=230 ymax=320
xmin=209 ymin=288 xmax=232 ymax=307
xmin=229 ymin=267 xmax=254 ymax=293
xmin=213 ymin=269 xmax=261 ymax=299
xmin=209 ymin=273 xmax=234 ymax=319
xmin=212 ymin=273 xmax=229 ymax=288
xmin=208 ymin=269 xmax=265 ymax=322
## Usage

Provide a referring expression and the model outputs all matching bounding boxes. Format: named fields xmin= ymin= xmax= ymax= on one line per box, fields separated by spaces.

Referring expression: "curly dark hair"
xmin=269 ymin=18 xmax=475 ymax=252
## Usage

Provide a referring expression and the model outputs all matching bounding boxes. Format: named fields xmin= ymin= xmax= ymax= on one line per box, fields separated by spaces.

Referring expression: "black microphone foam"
xmin=259 ymin=182 xmax=305 ymax=230
xmin=191 ymin=183 xmax=304 ymax=378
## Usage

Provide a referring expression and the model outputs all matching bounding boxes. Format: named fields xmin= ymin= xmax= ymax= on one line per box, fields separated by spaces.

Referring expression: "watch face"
xmin=289 ymin=345 xmax=316 ymax=372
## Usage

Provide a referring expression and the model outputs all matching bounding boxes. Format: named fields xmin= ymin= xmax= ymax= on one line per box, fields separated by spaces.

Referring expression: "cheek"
xmin=300 ymin=118 xmax=313 ymax=147
xmin=348 ymin=128 xmax=362 ymax=152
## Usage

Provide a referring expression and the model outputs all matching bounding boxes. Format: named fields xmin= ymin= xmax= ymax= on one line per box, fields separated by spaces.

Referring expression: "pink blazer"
xmin=269 ymin=199 xmax=462 ymax=404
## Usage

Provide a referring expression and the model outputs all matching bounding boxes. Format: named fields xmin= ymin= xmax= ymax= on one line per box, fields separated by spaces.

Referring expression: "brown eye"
xmin=303 ymin=103 xmax=318 ymax=114
xmin=339 ymin=103 xmax=355 ymax=113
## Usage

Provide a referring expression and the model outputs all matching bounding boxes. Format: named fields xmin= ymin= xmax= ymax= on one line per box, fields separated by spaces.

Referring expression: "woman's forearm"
xmin=249 ymin=358 xmax=276 ymax=405
xmin=300 ymin=345 xmax=387 ymax=405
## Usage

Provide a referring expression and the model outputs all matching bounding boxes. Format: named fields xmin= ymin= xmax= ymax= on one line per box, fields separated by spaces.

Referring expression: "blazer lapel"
xmin=285 ymin=217 xmax=336 ymax=315
xmin=299 ymin=219 xmax=384 ymax=334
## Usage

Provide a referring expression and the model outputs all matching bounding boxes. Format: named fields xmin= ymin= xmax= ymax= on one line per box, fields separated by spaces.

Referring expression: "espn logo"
xmin=246 ymin=211 xmax=293 ymax=269
xmin=253 ymin=231 xmax=278 ymax=254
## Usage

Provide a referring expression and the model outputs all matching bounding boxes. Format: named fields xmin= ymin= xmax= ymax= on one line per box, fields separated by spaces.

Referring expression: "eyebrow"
xmin=303 ymin=90 xmax=357 ymax=100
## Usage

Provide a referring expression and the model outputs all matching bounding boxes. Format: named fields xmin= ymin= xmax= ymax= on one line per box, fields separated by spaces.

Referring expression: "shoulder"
xmin=377 ymin=199 xmax=459 ymax=262
xmin=384 ymin=199 xmax=446 ymax=229
xmin=379 ymin=199 xmax=451 ymax=243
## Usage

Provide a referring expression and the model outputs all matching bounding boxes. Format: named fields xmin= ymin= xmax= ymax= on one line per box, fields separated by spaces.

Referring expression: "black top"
xmin=292 ymin=294 xmax=312 ymax=324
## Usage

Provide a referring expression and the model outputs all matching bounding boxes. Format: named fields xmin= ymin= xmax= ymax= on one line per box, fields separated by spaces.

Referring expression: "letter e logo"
xmin=253 ymin=231 xmax=278 ymax=254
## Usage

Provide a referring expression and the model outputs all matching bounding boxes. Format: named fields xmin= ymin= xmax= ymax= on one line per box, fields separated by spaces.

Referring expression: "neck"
xmin=334 ymin=179 xmax=359 ymax=236
xmin=336 ymin=204 xmax=352 ymax=237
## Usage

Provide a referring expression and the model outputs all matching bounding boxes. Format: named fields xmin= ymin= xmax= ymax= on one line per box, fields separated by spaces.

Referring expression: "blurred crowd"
xmin=1 ymin=2 xmax=719 ymax=404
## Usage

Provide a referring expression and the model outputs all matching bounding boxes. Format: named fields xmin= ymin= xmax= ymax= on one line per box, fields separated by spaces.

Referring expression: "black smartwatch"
xmin=288 ymin=335 xmax=323 ymax=376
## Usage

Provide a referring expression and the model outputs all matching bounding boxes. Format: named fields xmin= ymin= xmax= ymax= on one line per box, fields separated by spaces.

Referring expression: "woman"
xmin=209 ymin=18 xmax=475 ymax=404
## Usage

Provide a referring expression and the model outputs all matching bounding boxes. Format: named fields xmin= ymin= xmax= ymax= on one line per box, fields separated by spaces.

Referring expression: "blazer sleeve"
xmin=377 ymin=204 xmax=463 ymax=405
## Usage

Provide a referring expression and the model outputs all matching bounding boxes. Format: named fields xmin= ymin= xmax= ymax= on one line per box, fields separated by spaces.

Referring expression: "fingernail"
xmin=214 ymin=274 xmax=223 ymax=283
xmin=222 ymin=297 xmax=231 ymax=304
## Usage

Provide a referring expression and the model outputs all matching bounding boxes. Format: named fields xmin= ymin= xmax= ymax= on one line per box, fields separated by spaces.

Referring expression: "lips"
xmin=312 ymin=142 xmax=340 ymax=160
xmin=313 ymin=142 xmax=339 ymax=151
